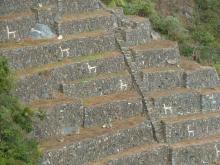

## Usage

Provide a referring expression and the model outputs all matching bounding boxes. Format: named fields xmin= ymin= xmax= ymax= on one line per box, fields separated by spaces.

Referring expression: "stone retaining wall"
xmin=33 ymin=101 xmax=83 ymax=139
xmin=0 ymin=32 xmax=116 ymax=70
xmin=163 ymin=113 xmax=220 ymax=143
xmin=16 ymin=52 xmax=125 ymax=102
xmin=184 ymin=67 xmax=220 ymax=89
xmin=84 ymin=97 xmax=142 ymax=127
xmin=140 ymin=68 xmax=184 ymax=92
xmin=58 ymin=13 xmax=116 ymax=35
xmin=0 ymin=12 xmax=36 ymax=41
xmin=42 ymin=120 xmax=154 ymax=165
xmin=61 ymin=73 xmax=133 ymax=98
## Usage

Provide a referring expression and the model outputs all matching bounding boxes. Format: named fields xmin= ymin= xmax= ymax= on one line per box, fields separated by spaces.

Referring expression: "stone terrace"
xmin=1 ymin=0 xmax=220 ymax=165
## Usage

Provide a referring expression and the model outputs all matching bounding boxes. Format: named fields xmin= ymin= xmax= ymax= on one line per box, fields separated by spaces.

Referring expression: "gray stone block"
xmin=16 ymin=51 xmax=125 ymax=103
xmin=83 ymin=91 xmax=142 ymax=127
xmin=41 ymin=116 xmax=154 ymax=165
xmin=32 ymin=97 xmax=83 ymax=139
xmin=139 ymin=67 xmax=184 ymax=92
xmin=171 ymin=135 xmax=220 ymax=165
xmin=0 ymin=11 xmax=36 ymax=41
xmin=0 ymin=31 xmax=116 ymax=70
xmin=61 ymin=72 xmax=133 ymax=98
xmin=58 ymin=10 xmax=116 ymax=35
xmin=183 ymin=66 xmax=220 ymax=89
xmin=29 ymin=23 xmax=56 ymax=39
xmin=162 ymin=112 xmax=220 ymax=143
xmin=104 ymin=144 xmax=169 ymax=165
xmin=130 ymin=40 xmax=180 ymax=69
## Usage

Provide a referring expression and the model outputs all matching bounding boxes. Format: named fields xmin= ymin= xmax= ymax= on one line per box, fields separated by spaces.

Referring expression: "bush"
xmin=102 ymin=0 xmax=220 ymax=64
xmin=0 ymin=57 xmax=40 ymax=165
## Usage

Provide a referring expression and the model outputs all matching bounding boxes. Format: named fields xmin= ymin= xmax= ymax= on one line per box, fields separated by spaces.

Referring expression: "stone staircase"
xmin=1 ymin=0 xmax=220 ymax=165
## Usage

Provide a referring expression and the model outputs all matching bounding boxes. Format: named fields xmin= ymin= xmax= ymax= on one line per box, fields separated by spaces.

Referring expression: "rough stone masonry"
xmin=1 ymin=0 xmax=220 ymax=165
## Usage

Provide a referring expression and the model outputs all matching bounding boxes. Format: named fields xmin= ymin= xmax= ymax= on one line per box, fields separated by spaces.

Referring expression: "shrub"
xmin=0 ymin=57 xmax=40 ymax=165
xmin=102 ymin=0 xmax=220 ymax=64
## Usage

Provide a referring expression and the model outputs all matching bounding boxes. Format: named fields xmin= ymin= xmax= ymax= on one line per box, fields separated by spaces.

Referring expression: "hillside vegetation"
xmin=103 ymin=0 xmax=220 ymax=67
xmin=0 ymin=57 xmax=39 ymax=165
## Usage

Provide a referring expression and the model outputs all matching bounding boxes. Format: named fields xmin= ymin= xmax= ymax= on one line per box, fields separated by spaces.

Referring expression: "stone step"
xmin=130 ymin=40 xmax=180 ymax=69
xmin=146 ymin=87 xmax=201 ymax=120
xmin=138 ymin=67 xmax=184 ymax=92
xmin=58 ymin=9 xmax=116 ymax=35
xmin=162 ymin=111 xmax=220 ymax=144
xmin=119 ymin=16 xmax=152 ymax=47
xmin=61 ymin=71 xmax=133 ymax=98
xmin=198 ymin=87 xmax=220 ymax=112
xmin=30 ymin=93 xmax=83 ymax=139
xmin=16 ymin=51 xmax=125 ymax=103
xmin=40 ymin=116 xmax=155 ymax=165
xmin=88 ymin=143 xmax=169 ymax=165
xmin=83 ymin=90 xmax=142 ymax=128
xmin=0 ymin=30 xmax=116 ymax=70
xmin=61 ymin=0 xmax=101 ymax=15
xmin=0 ymin=10 xmax=36 ymax=42
xmin=171 ymin=134 xmax=220 ymax=165
xmin=181 ymin=58 xmax=220 ymax=89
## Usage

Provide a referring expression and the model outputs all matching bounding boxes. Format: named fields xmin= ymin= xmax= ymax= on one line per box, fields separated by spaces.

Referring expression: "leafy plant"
xmin=0 ymin=57 xmax=40 ymax=165
xmin=102 ymin=0 xmax=220 ymax=64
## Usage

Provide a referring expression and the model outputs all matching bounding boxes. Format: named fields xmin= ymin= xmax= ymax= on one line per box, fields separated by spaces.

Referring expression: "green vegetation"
xmin=102 ymin=0 xmax=220 ymax=67
xmin=0 ymin=57 xmax=39 ymax=165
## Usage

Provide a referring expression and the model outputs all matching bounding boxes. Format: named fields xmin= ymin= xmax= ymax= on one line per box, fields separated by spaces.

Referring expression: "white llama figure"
xmin=163 ymin=104 xmax=173 ymax=115
xmin=187 ymin=125 xmax=194 ymax=137
xmin=31 ymin=28 xmax=43 ymax=35
xmin=6 ymin=26 xmax=16 ymax=39
xmin=120 ymin=80 xmax=128 ymax=90
xmin=59 ymin=46 xmax=70 ymax=58
xmin=215 ymin=144 xmax=220 ymax=158
xmin=86 ymin=63 xmax=97 ymax=73
xmin=38 ymin=3 xmax=43 ymax=7
xmin=209 ymin=94 xmax=217 ymax=104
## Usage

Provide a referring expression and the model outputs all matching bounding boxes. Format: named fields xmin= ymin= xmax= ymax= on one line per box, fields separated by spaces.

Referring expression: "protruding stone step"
xmin=0 ymin=11 xmax=35 ymax=41
xmin=16 ymin=51 xmax=125 ymax=103
xmin=40 ymin=116 xmax=155 ymax=165
xmin=0 ymin=30 xmax=116 ymax=70
xmin=197 ymin=87 xmax=220 ymax=112
xmin=162 ymin=111 xmax=220 ymax=143
xmin=171 ymin=134 xmax=220 ymax=164
xmin=88 ymin=143 xmax=169 ymax=165
xmin=57 ymin=10 xmax=116 ymax=35
xmin=61 ymin=71 xmax=133 ymax=98
xmin=130 ymin=40 xmax=180 ymax=69
xmin=62 ymin=0 xmax=101 ymax=14
xmin=181 ymin=58 xmax=220 ymax=89
xmin=139 ymin=67 xmax=184 ymax=92
xmin=31 ymin=93 xmax=83 ymax=139
xmin=146 ymin=88 xmax=201 ymax=119
xmin=83 ymin=90 xmax=142 ymax=128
